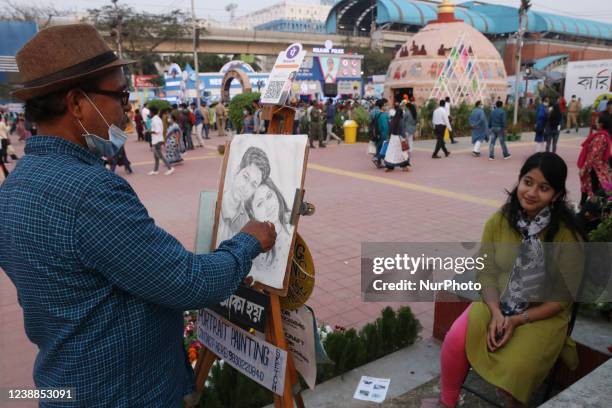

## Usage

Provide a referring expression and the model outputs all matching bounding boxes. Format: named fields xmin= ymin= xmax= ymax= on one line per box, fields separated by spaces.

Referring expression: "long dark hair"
xmin=501 ymin=152 xmax=586 ymax=242
xmin=239 ymin=146 xmax=271 ymax=181
xmin=390 ymin=108 xmax=403 ymax=135
xmin=244 ymin=177 xmax=290 ymax=231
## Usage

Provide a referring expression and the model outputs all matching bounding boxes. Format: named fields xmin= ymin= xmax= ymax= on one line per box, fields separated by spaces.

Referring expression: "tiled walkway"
xmin=0 ymin=128 xmax=587 ymax=393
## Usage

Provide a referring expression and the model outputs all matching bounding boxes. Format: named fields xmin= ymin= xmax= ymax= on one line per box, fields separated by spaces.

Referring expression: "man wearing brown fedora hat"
xmin=0 ymin=23 xmax=276 ymax=407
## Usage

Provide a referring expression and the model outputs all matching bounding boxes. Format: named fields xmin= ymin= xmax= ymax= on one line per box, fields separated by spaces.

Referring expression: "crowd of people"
xmin=3 ymin=92 xmax=609 ymax=186
xmin=1 ymin=22 xmax=611 ymax=408
xmin=132 ymin=101 xmax=229 ymax=176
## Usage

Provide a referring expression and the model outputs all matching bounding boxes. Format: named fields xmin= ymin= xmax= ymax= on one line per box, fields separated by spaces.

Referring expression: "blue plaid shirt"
xmin=0 ymin=136 xmax=261 ymax=407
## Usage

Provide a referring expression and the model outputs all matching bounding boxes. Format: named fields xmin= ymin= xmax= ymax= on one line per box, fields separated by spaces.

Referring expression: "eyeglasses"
xmin=83 ymin=89 xmax=130 ymax=106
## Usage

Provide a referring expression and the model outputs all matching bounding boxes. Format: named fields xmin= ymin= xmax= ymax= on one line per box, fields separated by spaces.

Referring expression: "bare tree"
xmin=85 ymin=4 xmax=193 ymax=75
xmin=0 ymin=0 xmax=70 ymax=28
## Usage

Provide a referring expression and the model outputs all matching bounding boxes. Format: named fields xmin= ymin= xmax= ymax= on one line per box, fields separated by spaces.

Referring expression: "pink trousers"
xmin=440 ymin=305 xmax=472 ymax=407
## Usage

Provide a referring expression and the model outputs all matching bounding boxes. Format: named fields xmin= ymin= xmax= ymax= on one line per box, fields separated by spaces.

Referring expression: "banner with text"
xmin=261 ymin=43 xmax=306 ymax=105
xmin=281 ymin=306 xmax=316 ymax=389
xmin=564 ymin=59 xmax=612 ymax=107
xmin=197 ymin=309 xmax=287 ymax=395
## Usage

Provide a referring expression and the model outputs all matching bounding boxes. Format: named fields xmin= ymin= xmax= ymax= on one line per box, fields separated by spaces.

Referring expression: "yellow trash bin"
xmin=343 ymin=120 xmax=358 ymax=144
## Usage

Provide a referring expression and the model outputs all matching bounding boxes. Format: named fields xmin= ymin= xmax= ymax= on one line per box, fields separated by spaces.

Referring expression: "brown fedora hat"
xmin=12 ymin=23 xmax=134 ymax=101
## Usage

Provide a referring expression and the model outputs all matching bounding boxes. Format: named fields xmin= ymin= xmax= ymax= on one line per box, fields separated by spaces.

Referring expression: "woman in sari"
xmin=578 ymin=116 xmax=611 ymax=206
xmin=383 ymin=108 xmax=411 ymax=172
xmin=165 ymin=113 xmax=183 ymax=165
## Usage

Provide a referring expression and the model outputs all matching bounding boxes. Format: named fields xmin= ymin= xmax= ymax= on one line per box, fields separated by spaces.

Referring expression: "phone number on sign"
xmin=4 ymin=388 xmax=75 ymax=401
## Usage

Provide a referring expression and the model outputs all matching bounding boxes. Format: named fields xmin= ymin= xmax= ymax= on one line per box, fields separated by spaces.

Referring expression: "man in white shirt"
xmin=147 ymin=106 xmax=174 ymax=176
xmin=444 ymin=96 xmax=457 ymax=144
xmin=432 ymin=99 xmax=452 ymax=158
xmin=141 ymin=105 xmax=150 ymax=123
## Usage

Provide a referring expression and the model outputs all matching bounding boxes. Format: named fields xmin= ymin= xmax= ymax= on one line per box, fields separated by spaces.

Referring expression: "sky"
xmin=6 ymin=0 xmax=612 ymax=24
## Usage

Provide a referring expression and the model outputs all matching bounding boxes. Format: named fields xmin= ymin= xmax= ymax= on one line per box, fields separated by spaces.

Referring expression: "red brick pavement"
xmin=0 ymin=129 xmax=586 ymax=390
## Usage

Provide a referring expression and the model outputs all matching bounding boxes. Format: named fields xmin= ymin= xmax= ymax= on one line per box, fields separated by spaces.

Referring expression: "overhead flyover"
xmin=325 ymin=0 xmax=612 ymax=43
xmin=326 ymin=0 xmax=497 ymax=35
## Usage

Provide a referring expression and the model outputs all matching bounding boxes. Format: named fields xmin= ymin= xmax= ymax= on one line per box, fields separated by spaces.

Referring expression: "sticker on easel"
xmin=280 ymin=233 xmax=315 ymax=310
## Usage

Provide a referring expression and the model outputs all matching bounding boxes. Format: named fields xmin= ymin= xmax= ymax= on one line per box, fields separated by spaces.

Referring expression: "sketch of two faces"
xmin=216 ymin=135 xmax=308 ymax=290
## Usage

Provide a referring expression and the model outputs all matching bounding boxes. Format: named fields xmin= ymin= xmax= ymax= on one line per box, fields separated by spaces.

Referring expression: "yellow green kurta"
xmin=466 ymin=212 xmax=584 ymax=403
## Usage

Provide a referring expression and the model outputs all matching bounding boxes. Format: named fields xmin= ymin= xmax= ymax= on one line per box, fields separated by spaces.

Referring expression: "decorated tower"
xmin=384 ymin=0 xmax=507 ymax=106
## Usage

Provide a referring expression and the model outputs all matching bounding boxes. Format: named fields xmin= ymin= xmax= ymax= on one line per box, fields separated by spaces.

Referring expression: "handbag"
xmin=367 ymin=140 xmax=377 ymax=155
xmin=401 ymin=138 xmax=409 ymax=151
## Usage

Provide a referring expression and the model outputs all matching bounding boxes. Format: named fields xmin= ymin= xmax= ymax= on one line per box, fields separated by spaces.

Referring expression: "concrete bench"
xmin=538 ymin=358 xmax=612 ymax=408
xmin=432 ymin=290 xmax=611 ymax=393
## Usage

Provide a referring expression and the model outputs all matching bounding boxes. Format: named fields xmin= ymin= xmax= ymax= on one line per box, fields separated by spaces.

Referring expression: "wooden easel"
xmin=193 ymin=104 xmax=306 ymax=408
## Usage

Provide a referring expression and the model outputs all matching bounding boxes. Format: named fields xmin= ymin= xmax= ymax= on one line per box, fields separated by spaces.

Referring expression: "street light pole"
xmin=191 ymin=0 xmax=202 ymax=109
xmin=111 ymin=0 xmax=123 ymax=59
xmin=512 ymin=0 xmax=531 ymax=126
xmin=524 ymin=67 xmax=530 ymax=104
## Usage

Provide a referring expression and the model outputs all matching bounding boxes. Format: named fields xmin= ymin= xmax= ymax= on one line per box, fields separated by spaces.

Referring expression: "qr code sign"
xmin=263 ymin=81 xmax=285 ymax=101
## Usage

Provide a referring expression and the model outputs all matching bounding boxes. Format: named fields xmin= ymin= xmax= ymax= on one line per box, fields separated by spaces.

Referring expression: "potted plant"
xmin=506 ymin=123 xmax=522 ymax=141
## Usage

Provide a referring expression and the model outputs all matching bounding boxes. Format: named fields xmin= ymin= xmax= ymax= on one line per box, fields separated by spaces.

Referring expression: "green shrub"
xmin=200 ymin=362 xmax=273 ymax=408
xmin=396 ymin=306 xmax=420 ymax=348
xmin=505 ymin=105 xmax=536 ymax=132
xmin=146 ymin=99 xmax=171 ymax=112
xmin=418 ymin=99 xmax=438 ymax=139
xmin=361 ymin=322 xmax=383 ymax=361
xmin=228 ymin=92 xmax=261 ymax=133
xmin=319 ymin=305 xmax=421 ymax=382
xmin=579 ymin=107 xmax=593 ymax=128
xmin=353 ymin=106 xmax=370 ymax=130
xmin=449 ymin=102 xmax=472 ymax=137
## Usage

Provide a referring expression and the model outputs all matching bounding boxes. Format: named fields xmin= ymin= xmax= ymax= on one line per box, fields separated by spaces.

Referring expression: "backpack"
xmin=369 ymin=112 xmax=381 ymax=142
xmin=310 ymin=108 xmax=322 ymax=123
xmin=188 ymin=111 xmax=196 ymax=125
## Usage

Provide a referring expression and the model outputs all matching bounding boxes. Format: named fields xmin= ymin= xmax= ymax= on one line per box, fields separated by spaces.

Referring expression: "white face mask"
xmin=77 ymin=93 xmax=128 ymax=159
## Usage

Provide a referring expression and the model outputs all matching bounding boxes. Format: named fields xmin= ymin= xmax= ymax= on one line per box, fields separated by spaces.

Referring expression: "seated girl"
xmin=428 ymin=152 xmax=585 ymax=408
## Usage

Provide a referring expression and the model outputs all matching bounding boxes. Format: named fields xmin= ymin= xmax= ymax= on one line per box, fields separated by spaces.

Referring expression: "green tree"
xmin=341 ymin=45 xmax=393 ymax=78
xmin=0 ymin=0 xmax=68 ymax=28
xmin=228 ymin=92 xmax=261 ymax=133
xmin=359 ymin=48 xmax=393 ymax=78
xmin=85 ymin=4 xmax=192 ymax=75
xmin=199 ymin=54 xmax=232 ymax=72
xmin=165 ymin=53 xmax=232 ymax=73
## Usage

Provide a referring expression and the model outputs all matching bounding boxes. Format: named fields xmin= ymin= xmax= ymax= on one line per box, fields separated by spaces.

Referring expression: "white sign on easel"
xmin=261 ymin=43 xmax=306 ymax=105
xmin=197 ymin=309 xmax=288 ymax=395
xmin=281 ymin=306 xmax=317 ymax=389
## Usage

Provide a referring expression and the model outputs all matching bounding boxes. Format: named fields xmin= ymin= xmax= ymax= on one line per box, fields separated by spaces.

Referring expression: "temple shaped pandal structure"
xmin=384 ymin=0 xmax=508 ymax=106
